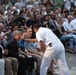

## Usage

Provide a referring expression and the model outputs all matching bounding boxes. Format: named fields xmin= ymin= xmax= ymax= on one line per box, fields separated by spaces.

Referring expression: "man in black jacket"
xmin=0 ymin=34 xmax=18 ymax=75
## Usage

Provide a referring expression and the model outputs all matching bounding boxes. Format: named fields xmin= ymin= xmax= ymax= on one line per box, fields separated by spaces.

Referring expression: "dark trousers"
xmin=27 ymin=57 xmax=34 ymax=71
xmin=17 ymin=56 xmax=27 ymax=75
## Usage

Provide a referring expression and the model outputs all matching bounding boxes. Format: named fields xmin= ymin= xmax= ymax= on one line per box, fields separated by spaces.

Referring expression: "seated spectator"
xmin=20 ymin=0 xmax=26 ymax=7
xmin=26 ymin=12 xmax=35 ymax=38
xmin=10 ymin=23 xmax=19 ymax=39
xmin=23 ymin=28 xmax=34 ymax=72
xmin=10 ymin=0 xmax=16 ymax=5
xmin=43 ymin=0 xmax=54 ymax=8
xmin=61 ymin=12 xmax=67 ymax=22
xmin=26 ymin=1 xmax=34 ymax=9
xmin=0 ymin=34 xmax=18 ymax=75
xmin=0 ymin=23 xmax=11 ymax=47
xmin=56 ymin=18 xmax=75 ymax=52
xmin=18 ymin=31 xmax=27 ymax=52
xmin=14 ymin=0 xmax=25 ymax=10
xmin=33 ymin=0 xmax=41 ymax=7
xmin=64 ymin=0 xmax=72 ymax=11
xmin=12 ymin=11 xmax=21 ymax=28
xmin=18 ymin=9 xmax=26 ymax=27
xmin=70 ymin=13 xmax=76 ymax=34
xmin=26 ymin=12 xmax=35 ymax=28
xmin=43 ymin=15 xmax=57 ymax=32
xmin=73 ymin=0 xmax=76 ymax=7
xmin=4 ymin=0 xmax=13 ymax=10
xmin=11 ymin=6 xmax=20 ymax=14
xmin=34 ymin=13 xmax=43 ymax=27
xmin=62 ymin=15 xmax=76 ymax=50
xmin=62 ymin=15 xmax=73 ymax=33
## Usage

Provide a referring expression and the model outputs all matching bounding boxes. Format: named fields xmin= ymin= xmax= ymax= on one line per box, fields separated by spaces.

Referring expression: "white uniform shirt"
xmin=36 ymin=27 xmax=62 ymax=46
xmin=70 ymin=18 xmax=76 ymax=30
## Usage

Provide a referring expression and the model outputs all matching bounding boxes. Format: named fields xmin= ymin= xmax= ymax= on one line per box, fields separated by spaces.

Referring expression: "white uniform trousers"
xmin=0 ymin=59 xmax=5 ymax=75
xmin=40 ymin=43 xmax=70 ymax=75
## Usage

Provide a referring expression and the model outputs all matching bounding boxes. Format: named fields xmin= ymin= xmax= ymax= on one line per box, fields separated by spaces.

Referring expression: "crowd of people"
xmin=0 ymin=0 xmax=76 ymax=75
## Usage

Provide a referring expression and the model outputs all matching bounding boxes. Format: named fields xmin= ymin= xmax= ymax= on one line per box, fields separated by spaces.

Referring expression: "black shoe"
xmin=37 ymin=73 xmax=40 ymax=75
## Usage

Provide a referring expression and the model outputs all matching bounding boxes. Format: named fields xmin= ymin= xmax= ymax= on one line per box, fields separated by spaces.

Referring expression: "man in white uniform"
xmin=33 ymin=23 xmax=70 ymax=75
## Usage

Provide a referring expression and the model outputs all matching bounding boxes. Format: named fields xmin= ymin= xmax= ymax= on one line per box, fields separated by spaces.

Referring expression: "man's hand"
xmin=43 ymin=21 xmax=48 ymax=26
xmin=19 ymin=54 xmax=25 ymax=58
xmin=5 ymin=30 xmax=11 ymax=35
xmin=26 ymin=49 xmax=33 ymax=56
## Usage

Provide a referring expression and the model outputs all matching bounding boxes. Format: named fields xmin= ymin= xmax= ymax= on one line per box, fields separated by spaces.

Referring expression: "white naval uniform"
xmin=36 ymin=27 xmax=70 ymax=75
xmin=0 ymin=59 xmax=5 ymax=75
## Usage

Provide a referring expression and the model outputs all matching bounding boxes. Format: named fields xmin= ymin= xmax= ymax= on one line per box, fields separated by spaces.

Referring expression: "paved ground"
xmin=27 ymin=52 xmax=76 ymax=75
xmin=66 ymin=52 xmax=76 ymax=75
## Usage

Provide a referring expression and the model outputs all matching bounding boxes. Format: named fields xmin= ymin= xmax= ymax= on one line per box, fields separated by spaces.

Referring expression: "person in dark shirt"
xmin=10 ymin=23 xmax=19 ymax=39
xmin=43 ymin=15 xmax=57 ymax=32
xmin=6 ymin=30 xmax=27 ymax=75
xmin=34 ymin=14 xmax=43 ymax=27
xmin=0 ymin=34 xmax=18 ymax=75
xmin=26 ymin=12 xmax=36 ymax=38
xmin=18 ymin=31 xmax=27 ymax=52
xmin=18 ymin=9 xmax=26 ymax=26
xmin=12 ymin=11 xmax=21 ymax=28
xmin=19 ymin=30 xmax=34 ymax=73
xmin=26 ymin=12 xmax=35 ymax=27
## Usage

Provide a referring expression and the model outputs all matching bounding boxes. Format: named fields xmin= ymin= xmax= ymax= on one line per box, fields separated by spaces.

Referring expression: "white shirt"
xmin=64 ymin=0 xmax=71 ymax=10
xmin=70 ymin=18 xmax=76 ymax=30
xmin=63 ymin=18 xmax=68 ymax=22
xmin=14 ymin=2 xmax=24 ymax=9
xmin=21 ymin=0 xmax=26 ymax=6
xmin=33 ymin=1 xmax=39 ymax=6
xmin=73 ymin=0 xmax=76 ymax=6
xmin=36 ymin=27 xmax=62 ymax=46
xmin=0 ymin=32 xmax=7 ymax=47
xmin=0 ymin=45 xmax=4 ymax=54
xmin=26 ymin=5 xmax=34 ymax=9
xmin=62 ymin=21 xmax=73 ymax=31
